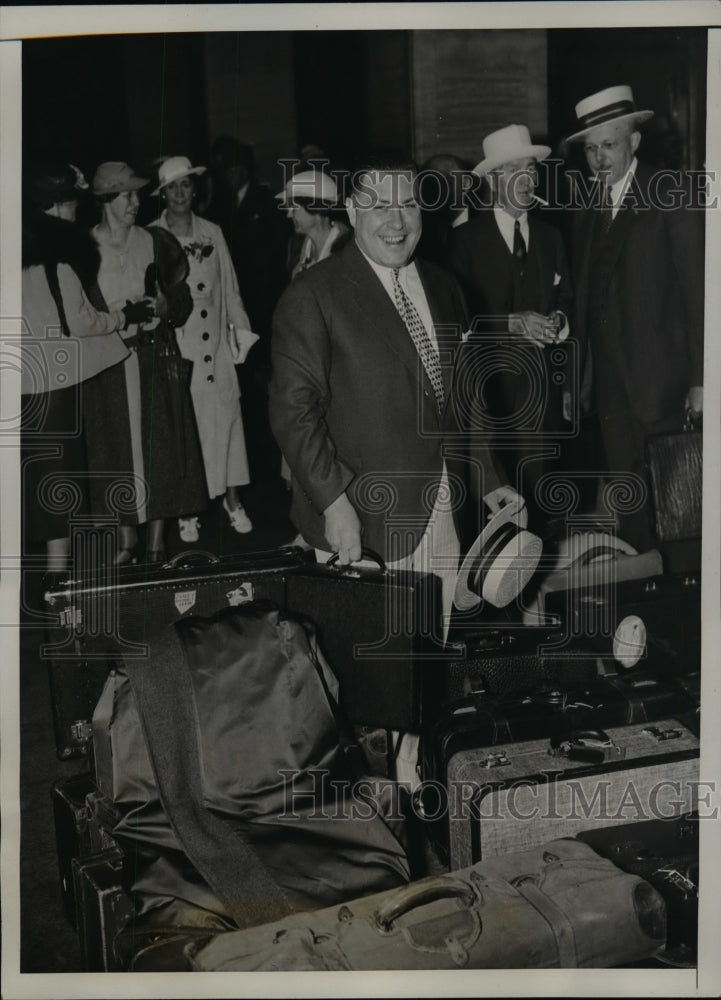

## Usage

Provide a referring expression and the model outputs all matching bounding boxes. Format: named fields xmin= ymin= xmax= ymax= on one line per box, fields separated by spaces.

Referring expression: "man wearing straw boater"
xmin=565 ymin=85 xmax=704 ymax=553
xmin=447 ymin=124 xmax=573 ymax=532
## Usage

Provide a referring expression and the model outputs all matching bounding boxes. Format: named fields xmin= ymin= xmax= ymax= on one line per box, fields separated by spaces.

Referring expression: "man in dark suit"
xmin=269 ymin=161 xmax=518 ymax=599
xmin=447 ymin=125 xmax=574 ymax=530
xmin=565 ymin=86 xmax=704 ymax=553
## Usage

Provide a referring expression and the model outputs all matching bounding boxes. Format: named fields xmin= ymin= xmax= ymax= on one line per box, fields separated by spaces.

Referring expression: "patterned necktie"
xmin=391 ymin=267 xmax=445 ymax=410
xmin=513 ymin=219 xmax=527 ymax=265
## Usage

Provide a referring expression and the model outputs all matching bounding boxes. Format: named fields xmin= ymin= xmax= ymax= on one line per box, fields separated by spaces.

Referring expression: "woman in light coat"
xmin=153 ymin=156 xmax=258 ymax=540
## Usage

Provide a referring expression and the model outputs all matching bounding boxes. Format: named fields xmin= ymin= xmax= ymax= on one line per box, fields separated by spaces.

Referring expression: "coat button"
xmin=204 ymin=355 xmax=212 ymax=363
xmin=200 ymin=309 xmax=208 ymax=318
xmin=207 ymin=374 xmax=214 ymax=382
xmin=202 ymin=332 xmax=210 ymax=341
xmin=197 ymin=282 xmax=205 ymax=291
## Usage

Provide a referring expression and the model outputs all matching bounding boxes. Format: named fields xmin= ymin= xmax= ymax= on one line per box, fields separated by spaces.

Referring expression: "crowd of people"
xmin=21 ymin=85 xmax=704 ymax=599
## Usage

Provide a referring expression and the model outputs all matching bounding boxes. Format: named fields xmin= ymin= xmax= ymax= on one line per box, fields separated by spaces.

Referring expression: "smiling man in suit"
xmin=447 ymin=125 xmax=573 ymax=531
xmin=269 ymin=161 xmax=518 ymax=618
xmin=565 ymin=86 xmax=704 ymax=553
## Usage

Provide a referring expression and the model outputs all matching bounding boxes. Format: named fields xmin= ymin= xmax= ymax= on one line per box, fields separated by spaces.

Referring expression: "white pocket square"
xmin=553 ymin=272 xmax=562 ymax=286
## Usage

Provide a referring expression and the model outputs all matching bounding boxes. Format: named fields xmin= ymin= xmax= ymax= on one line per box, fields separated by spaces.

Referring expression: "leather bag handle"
xmin=374 ymin=877 xmax=475 ymax=931
xmin=325 ymin=547 xmax=388 ymax=574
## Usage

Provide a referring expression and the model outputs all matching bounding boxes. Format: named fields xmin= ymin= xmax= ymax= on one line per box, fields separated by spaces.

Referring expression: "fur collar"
xmin=22 ymin=213 xmax=101 ymax=294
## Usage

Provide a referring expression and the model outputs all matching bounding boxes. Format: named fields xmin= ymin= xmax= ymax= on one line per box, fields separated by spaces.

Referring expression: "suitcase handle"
xmin=374 ymin=877 xmax=475 ymax=931
xmin=161 ymin=550 xmax=221 ymax=569
xmin=326 ymin=548 xmax=387 ymax=573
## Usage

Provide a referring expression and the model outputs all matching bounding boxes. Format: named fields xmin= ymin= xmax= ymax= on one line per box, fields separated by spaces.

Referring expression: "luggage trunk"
xmin=184 ymin=837 xmax=668 ymax=971
xmin=444 ymin=717 xmax=699 ymax=870
xmin=285 ymin=558 xmax=444 ymax=731
xmin=42 ymin=546 xmax=312 ymax=758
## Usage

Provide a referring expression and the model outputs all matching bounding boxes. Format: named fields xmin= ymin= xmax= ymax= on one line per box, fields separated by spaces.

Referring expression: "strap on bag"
xmin=122 ymin=623 xmax=296 ymax=929
xmin=510 ymin=875 xmax=578 ymax=967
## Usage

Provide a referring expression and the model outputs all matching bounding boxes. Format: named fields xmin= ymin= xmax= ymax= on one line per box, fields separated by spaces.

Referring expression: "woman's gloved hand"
xmin=122 ymin=297 xmax=155 ymax=329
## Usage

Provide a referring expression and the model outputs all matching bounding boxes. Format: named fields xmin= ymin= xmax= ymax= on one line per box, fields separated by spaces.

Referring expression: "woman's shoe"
xmin=113 ymin=547 xmax=138 ymax=567
xmin=223 ymin=497 xmax=253 ymax=534
xmin=178 ymin=517 xmax=201 ymax=543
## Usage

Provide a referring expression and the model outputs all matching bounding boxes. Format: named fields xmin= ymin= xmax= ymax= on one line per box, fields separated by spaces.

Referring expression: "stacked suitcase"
xmin=47 ymin=552 xmax=702 ymax=971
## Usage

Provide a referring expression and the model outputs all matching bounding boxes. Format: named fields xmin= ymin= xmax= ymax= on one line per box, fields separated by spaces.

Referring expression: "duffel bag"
xmin=184 ymin=837 xmax=667 ymax=970
xmin=92 ymin=601 xmax=411 ymax=933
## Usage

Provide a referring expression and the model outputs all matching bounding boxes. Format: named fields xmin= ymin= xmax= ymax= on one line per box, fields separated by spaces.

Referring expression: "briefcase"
xmin=285 ymin=551 xmax=445 ymax=731
xmin=42 ymin=546 xmax=312 ymax=758
xmin=647 ymin=416 xmax=702 ymax=542
xmin=444 ymin=717 xmax=699 ymax=870
xmin=184 ymin=837 xmax=667 ymax=970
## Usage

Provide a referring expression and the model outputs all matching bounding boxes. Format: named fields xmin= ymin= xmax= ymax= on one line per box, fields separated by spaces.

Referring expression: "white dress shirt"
xmin=493 ymin=204 xmax=529 ymax=254
xmin=357 ymin=244 xmax=439 ymax=353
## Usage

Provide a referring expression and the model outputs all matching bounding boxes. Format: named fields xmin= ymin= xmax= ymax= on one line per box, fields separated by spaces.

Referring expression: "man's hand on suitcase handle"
xmin=324 ymin=492 xmax=362 ymax=565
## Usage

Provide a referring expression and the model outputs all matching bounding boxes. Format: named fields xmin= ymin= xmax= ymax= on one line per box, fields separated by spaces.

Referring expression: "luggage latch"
xmin=58 ymin=606 xmax=82 ymax=628
xmin=642 ymin=726 xmax=683 ymax=742
xmin=70 ymin=720 xmax=93 ymax=744
xmin=479 ymin=752 xmax=511 ymax=769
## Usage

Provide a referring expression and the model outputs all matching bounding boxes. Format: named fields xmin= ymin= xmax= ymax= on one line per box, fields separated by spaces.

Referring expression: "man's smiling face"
xmin=346 ymin=170 xmax=421 ymax=268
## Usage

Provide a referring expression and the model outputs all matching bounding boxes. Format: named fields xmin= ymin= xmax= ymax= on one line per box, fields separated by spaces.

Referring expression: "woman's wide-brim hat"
xmin=24 ymin=161 xmax=88 ymax=207
xmin=275 ymin=169 xmax=339 ymax=205
xmin=473 ymin=124 xmax=551 ymax=176
xmin=92 ymin=161 xmax=149 ymax=196
xmin=151 ymin=155 xmax=207 ymax=196
xmin=565 ymin=85 xmax=654 ymax=143
xmin=454 ymin=496 xmax=543 ymax=610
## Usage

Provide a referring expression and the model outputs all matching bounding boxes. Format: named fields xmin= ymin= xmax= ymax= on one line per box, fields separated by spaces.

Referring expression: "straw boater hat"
xmin=275 ymin=170 xmax=339 ymax=205
xmin=151 ymin=156 xmax=207 ymax=196
xmin=473 ymin=124 xmax=551 ymax=176
xmin=454 ymin=497 xmax=543 ymax=611
xmin=565 ymin=85 xmax=654 ymax=143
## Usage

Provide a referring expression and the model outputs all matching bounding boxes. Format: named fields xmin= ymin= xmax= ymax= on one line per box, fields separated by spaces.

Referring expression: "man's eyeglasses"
xmin=583 ymin=140 xmax=621 ymax=156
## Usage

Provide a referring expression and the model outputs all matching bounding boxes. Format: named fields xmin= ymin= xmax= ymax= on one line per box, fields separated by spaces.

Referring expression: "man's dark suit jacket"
xmin=572 ymin=161 xmax=704 ymax=430
xmin=447 ymin=208 xmax=573 ymax=332
xmin=445 ymin=209 xmax=574 ymax=508
xmin=269 ymin=240 xmax=503 ymax=558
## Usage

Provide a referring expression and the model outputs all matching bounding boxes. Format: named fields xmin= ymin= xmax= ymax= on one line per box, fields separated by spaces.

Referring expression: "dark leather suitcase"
xmin=71 ymin=848 xmax=134 ymax=972
xmin=52 ymin=772 xmax=97 ymax=927
xmin=42 ymin=546 xmax=312 ymax=758
xmin=285 ymin=554 xmax=445 ymax=731
xmin=442 ymin=717 xmax=699 ymax=870
xmin=577 ymin=813 xmax=699 ymax=967
xmin=544 ymin=573 xmax=701 ymax=680
xmin=443 ymin=626 xmax=599 ymax=701
xmin=183 ymin=837 xmax=667 ymax=970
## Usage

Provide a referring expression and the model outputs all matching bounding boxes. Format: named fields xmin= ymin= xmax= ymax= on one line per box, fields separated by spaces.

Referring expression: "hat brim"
xmin=92 ymin=176 xmax=149 ymax=196
xmin=565 ymin=109 xmax=654 ymax=143
xmin=454 ymin=499 xmax=541 ymax=611
xmin=151 ymin=166 xmax=206 ymax=197
xmin=473 ymin=145 xmax=551 ymax=176
xmin=274 ymin=190 xmax=338 ymax=205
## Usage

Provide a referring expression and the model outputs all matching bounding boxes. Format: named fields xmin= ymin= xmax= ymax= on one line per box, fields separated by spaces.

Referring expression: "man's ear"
xmin=345 ymin=196 xmax=356 ymax=229
xmin=630 ymin=130 xmax=641 ymax=155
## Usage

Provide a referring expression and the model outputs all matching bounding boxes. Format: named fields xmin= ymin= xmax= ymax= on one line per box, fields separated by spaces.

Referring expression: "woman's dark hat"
xmin=24 ymin=161 xmax=88 ymax=207
xmin=454 ymin=497 xmax=543 ymax=610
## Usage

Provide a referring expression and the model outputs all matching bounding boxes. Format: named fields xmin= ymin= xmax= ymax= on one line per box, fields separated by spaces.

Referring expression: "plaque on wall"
xmin=411 ymin=29 xmax=548 ymax=167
